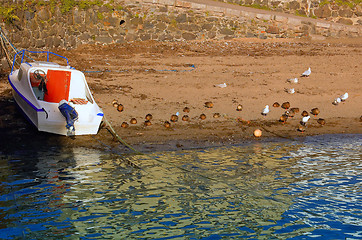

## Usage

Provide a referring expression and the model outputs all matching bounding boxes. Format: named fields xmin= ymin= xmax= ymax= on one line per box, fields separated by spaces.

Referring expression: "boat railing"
xmin=11 ymin=49 xmax=70 ymax=74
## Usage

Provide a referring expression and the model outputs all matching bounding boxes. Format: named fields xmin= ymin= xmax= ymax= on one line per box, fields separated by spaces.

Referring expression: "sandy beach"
xmin=1 ymin=38 xmax=361 ymax=152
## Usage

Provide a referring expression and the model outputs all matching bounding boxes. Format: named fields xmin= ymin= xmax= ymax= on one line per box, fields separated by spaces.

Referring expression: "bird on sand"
xmin=214 ymin=83 xmax=227 ymax=88
xmin=340 ymin=92 xmax=348 ymax=101
xmin=205 ymin=101 xmax=214 ymax=108
xmin=130 ymin=118 xmax=137 ymax=124
xmin=297 ymin=126 xmax=305 ymax=132
xmin=287 ymin=110 xmax=295 ymax=118
xmin=285 ymin=88 xmax=295 ymax=94
xmin=317 ymin=118 xmax=326 ymax=125
xmin=200 ymin=113 xmax=206 ymax=120
xmin=279 ymin=114 xmax=288 ymax=123
xmin=183 ymin=107 xmax=190 ymax=113
xmin=290 ymin=107 xmax=300 ymax=113
xmin=144 ymin=120 xmax=152 ymax=126
xmin=164 ymin=121 xmax=171 ymax=128
xmin=301 ymin=110 xmax=309 ymax=117
xmin=281 ymin=102 xmax=290 ymax=109
xmin=301 ymin=67 xmax=311 ymax=77
xmin=121 ymin=122 xmax=129 ymax=128
xmin=273 ymin=102 xmax=280 ymax=108
xmin=236 ymin=104 xmax=243 ymax=111
xmin=301 ymin=116 xmax=311 ymax=126
xmin=261 ymin=105 xmax=269 ymax=116
xmin=117 ymin=104 xmax=124 ymax=112
xmin=287 ymin=78 xmax=298 ymax=84
xmin=311 ymin=108 xmax=320 ymax=117
xmin=170 ymin=114 xmax=179 ymax=122
xmin=145 ymin=113 xmax=153 ymax=121
xmin=182 ymin=115 xmax=190 ymax=121
xmin=112 ymin=100 xmax=119 ymax=108
xmin=213 ymin=113 xmax=221 ymax=118
xmin=333 ymin=97 xmax=341 ymax=105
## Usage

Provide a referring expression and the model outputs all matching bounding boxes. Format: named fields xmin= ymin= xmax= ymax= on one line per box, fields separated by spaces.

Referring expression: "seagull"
xmin=261 ymin=105 xmax=269 ymax=116
xmin=287 ymin=78 xmax=298 ymax=84
xmin=285 ymin=88 xmax=295 ymax=94
xmin=311 ymin=108 xmax=320 ymax=117
xmin=301 ymin=67 xmax=311 ymax=77
xmin=340 ymin=92 xmax=348 ymax=101
xmin=332 ymin=97 xmax=341 ymax=105
xmin=214 ymin=83 xmax=227 ymax=88
xmin=301 ymin=116 xmax=311 ymax=126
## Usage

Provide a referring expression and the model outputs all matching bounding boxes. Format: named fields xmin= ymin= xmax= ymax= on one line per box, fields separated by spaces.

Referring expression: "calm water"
xmin=0 ymin=134 xmax=361 ymax=239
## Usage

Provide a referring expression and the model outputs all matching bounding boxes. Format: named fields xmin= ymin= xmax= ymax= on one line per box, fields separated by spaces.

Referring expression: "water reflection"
xmin=0 ymin=134 xmax=361 ymax=239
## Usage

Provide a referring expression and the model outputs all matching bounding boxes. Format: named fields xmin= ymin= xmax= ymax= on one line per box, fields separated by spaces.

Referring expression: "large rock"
xmin=156 ymin=22 xmax=167 ymax=31
xmin=35 ymin=39 xmax=45 ymax=48
xmin=130 ymin=17 xmax=143 ymax=26
xmin=289 ymin=1 xmax=300 ymax=10
xmin=95 ymin=36 xmax=113 ymax=44
xmin=201 ymin=23 xmax=213 ymax=31
xmin=178 ymin=23 xmax=200 ymax=31
xmin=208 ymin=31 xmax=216 ymax=39
xmin=220 ymin=28 xmax=234 ymax=35
xmin=337 ymin=18 xmax=353 ymax=25
xmin=37 ymin=7 xmax=50 ymax=21
xmin=182 ymin=32 xmax=197 ymax=40
xmin=355 ymin=5 xmax=362 ymax=17
xmin=24 ymin=11 xmax=35 ymax=21
xmin=176 ymin=13 xmax=188 ymax=23
xmin=339 ymin=8 xmax=353 ymax=18
xmin=140 ymin=33 xmax=151 ymax=41
xmin=314 ymin=5 xmax=331 ymax=18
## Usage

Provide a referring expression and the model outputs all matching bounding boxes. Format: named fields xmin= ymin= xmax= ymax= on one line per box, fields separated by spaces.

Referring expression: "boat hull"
xmin=8 ymin=61 xmax=103 ymax=136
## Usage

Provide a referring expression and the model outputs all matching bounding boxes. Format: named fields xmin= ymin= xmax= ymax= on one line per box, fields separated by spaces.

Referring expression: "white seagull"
xmin=340 ymin=92 xmax=348 ymax=101
xmin=261 ymin=105 xmax=269 ymax=116
xmin=301 ymin=116 xmax=311 ymax=126
xmin=214 ymin=83 xmax=227 ymax=88
xmin=287 ymin=78 xmax=298 ymax=84
xmin=333 ymin=97 xmax=341 ymax=105
xmin=301 ymin=67 xmax=311 ymax=77
xmin=285 ymin=88 xmax=295 ymax=94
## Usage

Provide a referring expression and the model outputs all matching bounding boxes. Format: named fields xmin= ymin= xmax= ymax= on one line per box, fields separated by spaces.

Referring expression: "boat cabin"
xmin=19 ymin=61 xmax=93 ymax=105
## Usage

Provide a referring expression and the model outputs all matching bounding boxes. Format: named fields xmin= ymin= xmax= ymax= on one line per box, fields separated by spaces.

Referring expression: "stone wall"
xmin=0 ymin=0 xmax=361 ymax=50
xmin=220 ymin=0 xmax=361 ymax=25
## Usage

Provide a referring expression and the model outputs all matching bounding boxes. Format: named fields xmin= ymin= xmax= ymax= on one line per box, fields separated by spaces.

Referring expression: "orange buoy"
xmin=253 ymin=129 xmax=262 ymax=137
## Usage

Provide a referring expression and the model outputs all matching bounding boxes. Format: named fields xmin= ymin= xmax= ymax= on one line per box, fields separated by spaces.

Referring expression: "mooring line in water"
xmin=259 ymin=125 xmax=297 ymax=141
xmin=103 ymin=116 xmax=144 ymax=155
xmin=99 ymin=116 xmax=221 ymax=182
xmin=91 ymin=135 xmax=143 ymax=170
xmin=223 ymin=114 xmax=297 ymax=141
xmin=96 ymin=119 xmax=295 ymax=207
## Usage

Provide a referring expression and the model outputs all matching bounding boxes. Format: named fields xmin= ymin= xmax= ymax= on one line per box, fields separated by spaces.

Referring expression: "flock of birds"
xmin=110 ymin=67 xmax=352 ymax=135
xmin=111 ymin=99 xmax=218 ymax=129
xmin=260 ymin=67 xmax=349 ymax=132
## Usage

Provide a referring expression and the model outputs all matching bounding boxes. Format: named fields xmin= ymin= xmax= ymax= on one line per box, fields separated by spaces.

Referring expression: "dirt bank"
xmin=1 ymin=38 xmax=361 ymax=153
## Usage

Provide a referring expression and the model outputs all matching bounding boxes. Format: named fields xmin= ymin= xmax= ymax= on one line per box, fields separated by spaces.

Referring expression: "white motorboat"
xmin=8 ymin=50 xmax=104 ymax=136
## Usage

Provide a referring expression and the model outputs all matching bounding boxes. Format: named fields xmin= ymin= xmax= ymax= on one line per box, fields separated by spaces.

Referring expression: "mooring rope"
xmin=97 ymin=116 xmax=221 ymax=181
xmin=0 ymin=36 xmax=13 ymax=68
xmin=0 ymin=26 xmax=19 ymax=54
xmin=102 ymin=116 xmax=143 ymax=155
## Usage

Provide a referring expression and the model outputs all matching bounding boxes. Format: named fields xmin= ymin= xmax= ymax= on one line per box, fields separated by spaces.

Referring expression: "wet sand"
xmin=1 ymin=38 xmax=361 ymax=152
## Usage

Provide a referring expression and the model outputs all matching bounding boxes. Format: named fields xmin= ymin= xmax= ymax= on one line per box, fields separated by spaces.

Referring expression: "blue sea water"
xmin=0 ymin=134 xmax=361 ymax=239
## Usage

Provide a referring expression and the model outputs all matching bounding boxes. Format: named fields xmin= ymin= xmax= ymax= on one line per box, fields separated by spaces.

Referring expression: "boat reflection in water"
xmin=0 ymin=134 xmax=361 ymax=239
